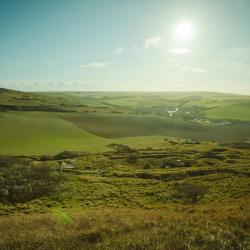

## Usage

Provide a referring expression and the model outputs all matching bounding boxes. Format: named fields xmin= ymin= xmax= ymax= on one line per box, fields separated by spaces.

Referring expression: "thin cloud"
xmin=133 ymin=45 xmax=143 ymax=52
xmin=178 ymin=67 xmax=206 ymax=74
xmin=169 ymin=48 xmax=190 ymax=55
xmin=144 ymin=36 xmax=162 ymax=49
xmin=80 ymin=62 xmax=110 ymax=69
xmin=115 ymin=47 xmax=124 ymax=55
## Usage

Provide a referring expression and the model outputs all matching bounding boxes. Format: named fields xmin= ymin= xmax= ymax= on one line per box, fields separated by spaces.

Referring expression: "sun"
xmin=174 ymin=21 xmax=194 ymax=43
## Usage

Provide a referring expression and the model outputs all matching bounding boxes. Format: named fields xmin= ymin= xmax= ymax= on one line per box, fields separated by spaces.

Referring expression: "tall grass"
xmin=0 ymin=205 xmax=249 ymax=250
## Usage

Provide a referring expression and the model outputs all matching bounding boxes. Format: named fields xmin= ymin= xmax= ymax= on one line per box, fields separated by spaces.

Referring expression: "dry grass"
xmin=0 ymin=202 xmax=249 ymax=250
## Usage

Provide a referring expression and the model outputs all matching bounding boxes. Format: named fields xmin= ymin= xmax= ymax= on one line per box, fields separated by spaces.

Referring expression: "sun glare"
xmin=174 ymin=21 xmax=194 ymax=43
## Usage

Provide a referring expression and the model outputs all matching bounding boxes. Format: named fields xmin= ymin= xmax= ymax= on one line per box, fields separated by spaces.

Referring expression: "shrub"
xmin=224 ymin=142 xmax=250 ymax=149
xmin=54 ymin=151 xmax=84 ymax=160
xmin=107 ymin=143 xmax=135 ymax=153
xmin=143 ymin=163 xmax=150 ymax=169
xmin=143 ymin=159 xmax=156 ymax=169
xmin=40 ymin=155 xmax=54 ymax=161
xmin=0 ymin=157 xmax=19 ymax=168
xmin=172 ymin=183 xmax=208 ymax=204
xmin=0 ymin=165 xmax=61 ymax=203
xmin=201 ymin=151 xmax=225 ymax=160
xmin=126 ymin=155 xmax=137 ymax=164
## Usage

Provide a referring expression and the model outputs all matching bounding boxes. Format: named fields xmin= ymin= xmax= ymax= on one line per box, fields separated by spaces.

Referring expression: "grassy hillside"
xmin=0 ymin=111 xmax=250 ymax=155
xmin=204 ymin=102 xmax=250 ymax=121
xmin=61 ymin=112 xmax=250 ymax=141
xmin=0 ymin=89 xmax=249 ymax=155
xmin=0 ymin=112 xmax=110 ymax=155
xmin=0 ymin=88 xmax=58 ymax=106
xmin=1 ymin=89 xmax=250 ymax=120
xmin=1 ymin=140 xmax=249 ymax=212
xmin=0 ymin=140 xmax=249 ymax=249
xmin=1 ymin=205 xmax=249 ymax=250
xmin=0 ymin=89 xmax=249 ymax=249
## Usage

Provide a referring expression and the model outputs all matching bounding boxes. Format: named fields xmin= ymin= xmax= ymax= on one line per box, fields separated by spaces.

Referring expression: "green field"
xmin=0 ymin=110 xmax=250 ymax=155
xmin=0 ymin=89 xmax=250 ymax=155
xmin=204 ymin=102 xmax=250 ymax=121
xmin=0 ymin=112 xmax=110 ymax=155
xmin=61 ymin=112 xmax=250 ymax=140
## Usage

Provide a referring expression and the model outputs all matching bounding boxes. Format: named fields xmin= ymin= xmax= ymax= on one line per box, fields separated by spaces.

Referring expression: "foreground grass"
xmin=0 ymin=204 xmax=249 ymax=250
xmin=0 ymin=140 xmax=249 ymax=249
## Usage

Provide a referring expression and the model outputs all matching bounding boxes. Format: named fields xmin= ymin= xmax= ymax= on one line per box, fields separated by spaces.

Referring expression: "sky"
xmin=0 ymin=0 xmax=250 ymax=94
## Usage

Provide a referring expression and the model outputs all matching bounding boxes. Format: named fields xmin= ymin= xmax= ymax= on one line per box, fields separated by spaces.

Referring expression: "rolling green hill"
xmin=61 ymin=112 xmax=250 ymax=141
xmin=0 ymin=89 xmax=249 ymax=155
xmin=204 ymin=102 xmax=250 ymax=121
xmin=0 ymin=112 xmax=110 ymax=155
xmin=0 ymin=111 xmax=249 ymax=155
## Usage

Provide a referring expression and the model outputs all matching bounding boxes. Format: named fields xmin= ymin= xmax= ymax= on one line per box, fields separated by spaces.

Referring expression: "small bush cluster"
xmin=0 ymin=165 xmax=60 ymax=203
xmin=126 ymin=155 xmax=137 ymax=164
xmin=54 ymin=150 xmax=85 ymax=160
xmin=107 ymin=143 xmax=135 ymax=153
xmin=172 ymin=182 xmax=208 ymax=204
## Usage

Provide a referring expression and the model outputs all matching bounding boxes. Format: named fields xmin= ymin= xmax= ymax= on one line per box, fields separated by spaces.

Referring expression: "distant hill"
xmin=0 ymin=89 xmax=249 ymax=155
xmin=0 ymin=87 xmax=71 ymax=111
xmin=0 ymin=88 xmax=249 ymax=120
xmin=0 ymin=87 xmax=20 ymax=94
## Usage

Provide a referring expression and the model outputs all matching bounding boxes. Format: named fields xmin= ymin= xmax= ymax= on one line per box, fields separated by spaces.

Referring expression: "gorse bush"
xmin=126 ymin=155 xmax=137 ymax=164
xmin=172 ymin=182 xmax=208 ymax=204
xmin=0 ymin=156 xmax=21 ymax=168
xmin=0 ymin=165 xmax=60 ymax=203
xmin=54 ymin=150 xmax=84 ymax=160
xmin=107 ymin=143 xmax=135 ymax=153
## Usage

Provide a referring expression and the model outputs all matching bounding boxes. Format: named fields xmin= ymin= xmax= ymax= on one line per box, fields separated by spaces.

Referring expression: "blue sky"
xmin=0 ymin=0 xmax=250 ymax=93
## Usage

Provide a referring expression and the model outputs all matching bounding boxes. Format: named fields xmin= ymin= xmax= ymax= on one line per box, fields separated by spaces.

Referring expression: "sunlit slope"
xmin=50 ymin=92 xmax=250 ymax=121
xmin=0 ymin=112 xmax=110 ymax=155
xmin=0 ymin=88 xmax=57 ymax=106
xmin=1 ymin=89 xmax=250 ymax=121
xmin=203 ymin=103 xmax=250 ymax=121
xmin=61 ymin=112 xmax=250 ymax=141
xmin=182 ymin=96 xmax=250 ymax=121
xmin=0 ymin=111 xmax=250 ymax=155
